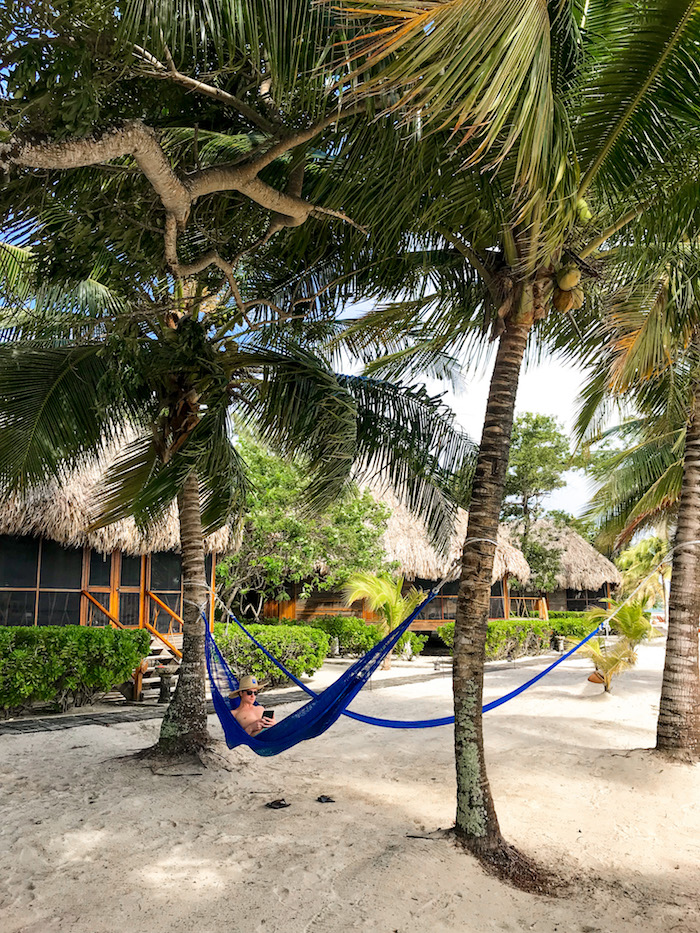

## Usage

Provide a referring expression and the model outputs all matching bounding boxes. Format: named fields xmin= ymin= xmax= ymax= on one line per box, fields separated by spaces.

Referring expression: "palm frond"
xmin=0 ymin=344 xmax=118 ymax=491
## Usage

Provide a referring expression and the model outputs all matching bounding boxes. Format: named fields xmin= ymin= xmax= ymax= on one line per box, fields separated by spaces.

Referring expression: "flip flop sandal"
xmin=266 ymin=798 xmax=290 ymax=809
xmin=316 ymin=795 xmax=335 ymax=803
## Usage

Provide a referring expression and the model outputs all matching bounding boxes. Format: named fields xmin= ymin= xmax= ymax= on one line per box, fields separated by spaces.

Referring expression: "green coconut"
xmin=557 ymin=265 xmax=581 ymax=291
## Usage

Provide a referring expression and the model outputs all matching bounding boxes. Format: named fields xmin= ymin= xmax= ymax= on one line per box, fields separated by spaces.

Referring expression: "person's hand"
xmin=260 ymin=712 xmax=274 ymax=727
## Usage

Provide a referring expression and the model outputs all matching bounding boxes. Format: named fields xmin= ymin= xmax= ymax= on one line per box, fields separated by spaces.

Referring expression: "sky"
xmin=426 ymin=356 xmax=595 ymax=517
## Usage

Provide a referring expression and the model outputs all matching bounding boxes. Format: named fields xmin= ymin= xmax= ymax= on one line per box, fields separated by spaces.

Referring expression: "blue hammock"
xmin=205 ymin=590 xmax=438 ymax=756
xmin=206 ymin=594 xmax=604 ymax=755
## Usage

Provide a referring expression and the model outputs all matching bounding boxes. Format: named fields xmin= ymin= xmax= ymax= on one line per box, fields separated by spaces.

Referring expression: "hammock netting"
xmin=206 ymin=591 xmax=604 ymax=757
xmin=205 ymin=590 xmax=437 ymax=756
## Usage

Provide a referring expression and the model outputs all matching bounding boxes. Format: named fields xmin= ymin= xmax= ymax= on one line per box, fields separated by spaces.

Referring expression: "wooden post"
xmin=79 ymin=547 xmax=90 ymax=626
xmin=209 ymin=552 xmax=217 ymax=631
xmin=139 ymin=554 xmax=148 ymax=629
xmin=503 ymin=574 xmax=510 ymax=620
xmin=110 ymin=551 xmax=120 ymax=623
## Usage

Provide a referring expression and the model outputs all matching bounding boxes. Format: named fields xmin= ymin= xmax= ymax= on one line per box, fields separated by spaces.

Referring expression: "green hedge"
xmin=548 ymin=617 xmax=592 ymax=640
xmin=438 ymin=619 xmax=552 ymax=660
xmin=0 ymin=626 xmax=151 ymax=717
xmin=213 ymin=622 xmax=329 ymax=687
xmin=437 ymin=613 xmax=603 ymax=658
xmin=262 ymin=614 xmax=427 ymax=659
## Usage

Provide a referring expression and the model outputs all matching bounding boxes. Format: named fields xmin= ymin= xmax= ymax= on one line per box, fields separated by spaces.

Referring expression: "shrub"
xmin=302 ymin=615 xmax=378 ymax=655
xmin=548 ymin=617 xmax=592 ymax=641
xmin=213 ymin=622 xmax=329 ymax=687
xmin=0 ymin=626 xmax=151 ymax=717
xmin=437 ymin=622 xmax=454 ymax=650
xmin=395 ymin=631 xmax=428 ymax=658
xmin=438 ymin=619 xmax=551 ymax=660
xmin=485 ymin=619 xmax=552 ymax=660
xmin=261 ymin=614 xmax=427 ymax=659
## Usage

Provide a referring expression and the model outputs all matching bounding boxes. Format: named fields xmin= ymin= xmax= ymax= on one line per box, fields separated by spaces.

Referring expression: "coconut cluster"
xmin=552 ymin=264 xmax=584 ymax=313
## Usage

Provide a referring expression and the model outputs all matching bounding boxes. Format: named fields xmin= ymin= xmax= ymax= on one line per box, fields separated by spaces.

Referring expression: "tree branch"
xmin=132 ymin=44 xmax=276 ymax=135
xmin=3 ymin=120 xmax=191 ymax=224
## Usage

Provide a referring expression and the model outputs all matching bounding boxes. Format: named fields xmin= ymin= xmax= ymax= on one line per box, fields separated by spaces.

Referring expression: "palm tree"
xmin=615 ymin=538 xmax=671 ymax=624
xmin=323 ymin=0 xmax=700 ymax=865
xmin=575 ymin=251 xmax=700 ymax=759
xmin=342 ymin=571 xmax=425 ymax=669
xmin=0 ymin=244 xmax=476 ymax=756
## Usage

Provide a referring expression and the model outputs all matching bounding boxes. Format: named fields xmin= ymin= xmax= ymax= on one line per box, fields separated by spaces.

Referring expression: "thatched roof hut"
xmin=0 ymin=457 xmax=230 ymax=555
xmin=504 ymin=520 xmax=621 ymax=591
xmin=378 ymin=492 xmax=530 ymax=586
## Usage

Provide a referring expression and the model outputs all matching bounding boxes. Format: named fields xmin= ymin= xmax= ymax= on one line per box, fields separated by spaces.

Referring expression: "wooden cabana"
xmin=504 ymin=520 xmax=622 ymax=612
xmin=265 ymin=494 xmax=532 ymax=632
xmin=0 ymin=457 xmax=227 ymax=638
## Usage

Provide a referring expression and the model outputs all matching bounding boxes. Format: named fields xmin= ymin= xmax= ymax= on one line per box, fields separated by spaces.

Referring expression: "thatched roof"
xmin=0 ymin=456 xmax=231 ymax=556
xmin=378 ymin=491 xmax=530 ymax=585
xmin=504 ymin=520 xmax=622 ymax=591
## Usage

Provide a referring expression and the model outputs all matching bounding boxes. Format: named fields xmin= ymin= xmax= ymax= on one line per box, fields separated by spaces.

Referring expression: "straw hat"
xmin=229 ymin=674 xmax=267 ymax=698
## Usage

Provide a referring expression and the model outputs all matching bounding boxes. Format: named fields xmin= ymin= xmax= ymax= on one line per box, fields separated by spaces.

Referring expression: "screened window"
xmin=40 ymin=541 xmax=83 ymax=589
xmin=120 ymin=555 xmax=141 ymax=588
xmin=89 ymin=551 xmax=111 ymax=587
xmin=0 ymin=590 xmax=37 ymax=626
xmin=151 ymin=552 xmax=181 ymax=591
xmin=37 ymin=591 xmax=81 ymax=626
xmin=0 ymin=535 xmax=39 ymax=588
xmin=119 ymin=592 xmax=141 ymax=627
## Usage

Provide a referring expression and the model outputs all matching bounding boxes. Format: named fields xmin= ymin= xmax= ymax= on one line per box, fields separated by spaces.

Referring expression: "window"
xmin=151 ymin=552 xmax=181 ymax=591
xmin=0 ymin=590 xmax=37 ymax=626
xmin=40 ymin=541 xmax=83 ymax=589
xmin=0 ymin=535 xmax=39 ymax=588
xmin=89 ymin=551 xmax=111 ymax=587
xmin=37 ymin=591 xmax=81 ymax=626
xmin=120 ymin=555 xmax=141 ymax=588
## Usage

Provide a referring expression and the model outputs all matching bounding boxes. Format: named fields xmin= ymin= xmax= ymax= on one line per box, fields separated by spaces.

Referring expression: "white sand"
xmin=1 ymin=641 xmax=699 ymax=933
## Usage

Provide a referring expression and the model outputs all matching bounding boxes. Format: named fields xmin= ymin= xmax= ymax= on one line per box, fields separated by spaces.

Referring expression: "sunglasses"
xmin=243 ymin=689 xmax=259 ymax=696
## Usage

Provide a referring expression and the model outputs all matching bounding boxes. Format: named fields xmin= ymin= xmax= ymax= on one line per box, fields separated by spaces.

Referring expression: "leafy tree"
xmin=502 ymin=414 xmax=573 ymax=535
xmin=216 ymin=437 xmax=392 ymax=620
xmin=576 ymin=248 xmax=700 ymax=758
xmin=501 ymin=413 xmax=574 ymax=594
xmin=341 ymin=571 xmax=424 ymax=670
xmin=0 ymin=2 xmax=478 ymax=757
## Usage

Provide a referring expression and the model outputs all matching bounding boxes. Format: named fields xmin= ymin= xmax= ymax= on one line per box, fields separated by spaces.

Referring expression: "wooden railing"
xmin=508 ymin=595 xmax=549 ymax=620
xmin=146 ymin=590 xmax=184 ymax=635
xmin=82 ymin=590 xmax=128 ymax=629
xmin=81 ymin=589 xmax=183 ymax=659
xmin=142 ymin=619 xmax=182 ymax=659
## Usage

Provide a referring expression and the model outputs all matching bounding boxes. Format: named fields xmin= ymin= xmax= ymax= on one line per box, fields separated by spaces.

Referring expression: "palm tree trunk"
xmin=656 ymin=379 xmax=700 ymax=760
xmin=157 ymin=472 xmax=211 ymax=754
xmin=453 ymin=320 xmax=530 ymax=854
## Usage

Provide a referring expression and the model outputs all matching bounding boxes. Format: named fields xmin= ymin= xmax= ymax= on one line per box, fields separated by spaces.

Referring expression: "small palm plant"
xmin=587 ymin=599 xmax=661 ymax=647
xmin=578 ymin=599 xmax=660 ymax=692
xmin=579 ymin=636 xmax=637 ymax=693
xmin=342 ymin=571 xmax=425 ymax=670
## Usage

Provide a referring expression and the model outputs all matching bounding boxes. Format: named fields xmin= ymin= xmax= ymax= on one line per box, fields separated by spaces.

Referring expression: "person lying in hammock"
xmin=229 ymin=674 xmax=275 ymax=737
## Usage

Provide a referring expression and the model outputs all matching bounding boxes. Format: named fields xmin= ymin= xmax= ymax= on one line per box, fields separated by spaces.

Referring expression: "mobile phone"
xmin=262 ymin=710 xmax=274 ymax=719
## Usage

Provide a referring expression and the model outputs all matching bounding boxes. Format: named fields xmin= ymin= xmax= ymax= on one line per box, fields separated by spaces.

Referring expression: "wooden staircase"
xmin=135 ymin=634 xmax=183 ymax=702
